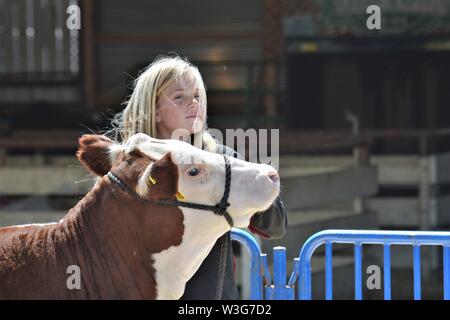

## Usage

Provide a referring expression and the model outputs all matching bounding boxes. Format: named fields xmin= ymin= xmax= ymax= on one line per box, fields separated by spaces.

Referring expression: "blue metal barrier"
xmin=230 ymin=228 xmax=264 ymax=300
xmin=231 ymin=228 xmax=450 ymax=300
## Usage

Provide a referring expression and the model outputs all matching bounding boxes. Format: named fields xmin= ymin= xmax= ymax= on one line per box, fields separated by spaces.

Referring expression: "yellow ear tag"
xmin=175 ymin=191 xmax=186 ymax=201
xmin=147 ymin=175 xmax=157 ymax=185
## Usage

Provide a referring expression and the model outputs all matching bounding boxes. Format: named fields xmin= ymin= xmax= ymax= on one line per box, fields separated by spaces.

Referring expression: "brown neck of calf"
xmin=64 ymin=176 xmax=185 ymax=299
xmin=0 ymin=176 xmax=184 ymax=299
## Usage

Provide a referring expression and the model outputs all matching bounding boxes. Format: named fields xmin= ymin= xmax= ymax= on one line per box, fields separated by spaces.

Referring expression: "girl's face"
xmin=156 ymin=72 xmax=206 ymax=139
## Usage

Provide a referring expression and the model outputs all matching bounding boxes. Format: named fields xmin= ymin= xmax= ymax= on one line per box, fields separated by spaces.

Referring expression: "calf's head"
xmin=77 ymin=133 xmax=280 ymax=229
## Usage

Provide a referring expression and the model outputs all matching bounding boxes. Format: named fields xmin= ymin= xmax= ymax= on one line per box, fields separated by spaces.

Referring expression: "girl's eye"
xmin=187 ymin=167 xmax=200 ymax=176
xmin=174 ymin=95 xmax=182 ymax=100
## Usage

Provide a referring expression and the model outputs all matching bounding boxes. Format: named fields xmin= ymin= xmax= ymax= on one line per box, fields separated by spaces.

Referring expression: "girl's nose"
xmin=188 ymin=97 xmax=199 ymax=109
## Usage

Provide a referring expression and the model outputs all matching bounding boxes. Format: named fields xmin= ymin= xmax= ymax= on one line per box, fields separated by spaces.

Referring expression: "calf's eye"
xmin=187 ymin=167 xmax=200 ymax=176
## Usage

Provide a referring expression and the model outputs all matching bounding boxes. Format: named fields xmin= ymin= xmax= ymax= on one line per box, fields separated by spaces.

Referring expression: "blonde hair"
xmin=109 ymin=55 xmax=217 ymax=152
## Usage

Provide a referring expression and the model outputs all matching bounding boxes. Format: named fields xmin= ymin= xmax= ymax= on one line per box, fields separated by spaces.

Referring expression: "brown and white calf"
xmin=0 ymin=133 xmax=280 ymax=299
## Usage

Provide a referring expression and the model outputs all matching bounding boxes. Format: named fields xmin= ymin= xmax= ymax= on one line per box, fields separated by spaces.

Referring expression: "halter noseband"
xmin=106 ymin=154 xmax=234 ymax=227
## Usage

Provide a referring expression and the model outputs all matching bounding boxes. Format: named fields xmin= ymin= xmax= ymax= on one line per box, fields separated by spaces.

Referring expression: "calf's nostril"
xmin=268 ymin=172 xmax=279 ymax=182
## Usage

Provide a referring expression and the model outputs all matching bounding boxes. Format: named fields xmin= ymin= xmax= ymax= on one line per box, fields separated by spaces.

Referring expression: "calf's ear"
xmin=76 ymin=134 xmax=124 ymax=176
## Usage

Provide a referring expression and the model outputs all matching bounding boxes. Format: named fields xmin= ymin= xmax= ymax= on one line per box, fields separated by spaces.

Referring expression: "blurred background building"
xmin=1 ymin=0 xmax=450 ymax=299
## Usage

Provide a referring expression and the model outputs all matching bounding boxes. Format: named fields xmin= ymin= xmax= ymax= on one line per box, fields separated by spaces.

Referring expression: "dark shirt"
xmin=180 ymin=144 xmax=288 ymax=300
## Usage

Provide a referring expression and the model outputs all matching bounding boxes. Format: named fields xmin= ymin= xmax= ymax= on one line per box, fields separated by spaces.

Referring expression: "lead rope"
xmin=215 ymin=155 xmax=231 ymax=299
xmin=215 ymin=233 xmax=229 ymax=300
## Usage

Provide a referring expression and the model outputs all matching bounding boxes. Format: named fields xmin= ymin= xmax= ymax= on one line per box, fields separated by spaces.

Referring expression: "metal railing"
xmin=230 ymin=228 xmax=264 ymax=300
xmin=231 ymin=228 xmax=450 ymax=300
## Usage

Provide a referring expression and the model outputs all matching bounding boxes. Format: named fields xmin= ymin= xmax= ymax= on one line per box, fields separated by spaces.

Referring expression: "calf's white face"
xmin=124 ymin=133 xmax=280 ymax=228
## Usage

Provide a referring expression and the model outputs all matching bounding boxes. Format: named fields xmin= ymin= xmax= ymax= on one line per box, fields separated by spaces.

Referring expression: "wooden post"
xmin=345 ymin=110 xmax=369 ymax=215
xmin=81 ymin=0 xmax=96 ymax=108
xmin=0 ymin=149 xmax=6 ymax=167
xmin=262 ymin=0 xmax=282 ymax=128
xmin=264 ymin=64 xmax=278 ymax=127
xmin=418 ymin=134 xmax=432 ymax=282
xmin=418 ymin=135 xmax=430 ymax=232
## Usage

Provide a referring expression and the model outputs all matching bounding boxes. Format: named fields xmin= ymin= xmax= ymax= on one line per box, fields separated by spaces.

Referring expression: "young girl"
xmin=109 ymin=55 xmax=287 ymax=299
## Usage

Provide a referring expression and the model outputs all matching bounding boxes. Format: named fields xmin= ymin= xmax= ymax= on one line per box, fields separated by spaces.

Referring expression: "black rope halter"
xmin=106 ymin=154 xmax=234 ymax=227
